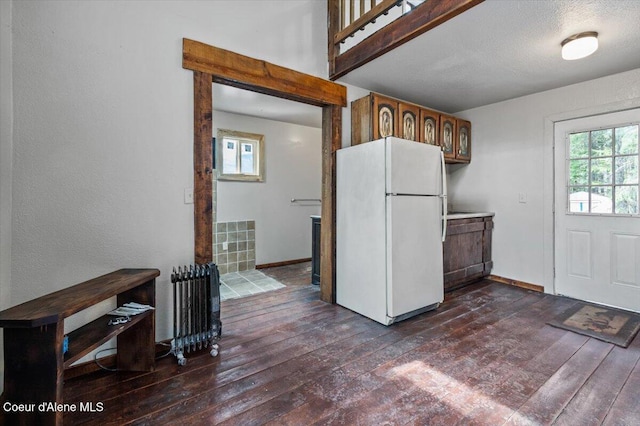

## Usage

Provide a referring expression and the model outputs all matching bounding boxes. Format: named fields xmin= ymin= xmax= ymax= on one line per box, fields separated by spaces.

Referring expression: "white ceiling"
xmin=214 ymin=0 xmax=640 ymax=128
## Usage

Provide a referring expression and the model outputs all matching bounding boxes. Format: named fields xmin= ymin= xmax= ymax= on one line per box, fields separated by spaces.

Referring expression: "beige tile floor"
xmin=219 ymin=269 xmax=286 ymax=301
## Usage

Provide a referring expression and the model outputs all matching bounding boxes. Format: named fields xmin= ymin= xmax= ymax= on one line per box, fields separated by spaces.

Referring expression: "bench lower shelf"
xmin=64 ymin=310 xmax=153 ymax=368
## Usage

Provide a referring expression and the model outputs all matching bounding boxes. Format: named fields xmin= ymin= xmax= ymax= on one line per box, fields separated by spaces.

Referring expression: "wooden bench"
xmin=0 ymin=268 xmax=159 ymax=425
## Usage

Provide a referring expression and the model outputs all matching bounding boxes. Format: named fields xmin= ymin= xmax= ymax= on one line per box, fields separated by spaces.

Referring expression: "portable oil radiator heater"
xmin=170 ymin=262 xmax=222 ymax=366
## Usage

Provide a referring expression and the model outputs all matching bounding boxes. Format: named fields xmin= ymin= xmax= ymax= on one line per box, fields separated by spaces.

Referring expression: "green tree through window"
xmin=568 ymin=124 xmax=639 ymax=215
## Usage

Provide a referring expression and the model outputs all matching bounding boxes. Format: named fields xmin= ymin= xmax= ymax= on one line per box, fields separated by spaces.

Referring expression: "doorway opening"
xmin=182 ymin=38 xmax=346 ymax=303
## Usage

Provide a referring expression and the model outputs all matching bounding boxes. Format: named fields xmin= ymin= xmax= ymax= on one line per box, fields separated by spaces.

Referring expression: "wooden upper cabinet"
xmin=399 ymin=102 xmax=420 ymax=142
xmin=440 ymin=114 xmax=457 ymax=161
xmin=456 ymin=119 xmax=471 ymax=162
xmin=419 ymin=108 xmax=440 ymax=146
xmin=351 ymin=92 xmax=471 ymax=164
xmin=351 ymin=93 xmax=398 ymax=145
xmin=372 ymin=94 xmax=398 ymax=140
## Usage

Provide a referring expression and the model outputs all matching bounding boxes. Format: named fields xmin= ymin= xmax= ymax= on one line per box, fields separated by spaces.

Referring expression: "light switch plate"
xmin=184 ymin=188 xmax=194 ymax=204
xmin=518 ymin=192 xmax=527 ymax=203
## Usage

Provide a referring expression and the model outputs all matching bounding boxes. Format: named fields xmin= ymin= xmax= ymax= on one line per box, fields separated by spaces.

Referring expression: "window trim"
xmin=216 ymin=129 xmax=265 ymax=182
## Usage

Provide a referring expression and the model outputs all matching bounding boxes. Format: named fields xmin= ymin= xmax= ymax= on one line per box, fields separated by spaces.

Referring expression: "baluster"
xmin=350 ymin=0 xmax=354 ymax=24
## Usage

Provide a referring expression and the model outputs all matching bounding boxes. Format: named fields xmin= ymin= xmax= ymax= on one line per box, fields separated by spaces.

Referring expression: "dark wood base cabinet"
xmin=443 ymin=216 xmax=493 ymax=292
xmin=311 ymin=216 xmax=321 ymax=285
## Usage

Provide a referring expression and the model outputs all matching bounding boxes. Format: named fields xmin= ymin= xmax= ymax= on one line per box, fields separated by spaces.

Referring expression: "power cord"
xmin=93 ymin=341 xmax=173 ymax=371
xmin=94 ymin=347 xmax=118 ymax=372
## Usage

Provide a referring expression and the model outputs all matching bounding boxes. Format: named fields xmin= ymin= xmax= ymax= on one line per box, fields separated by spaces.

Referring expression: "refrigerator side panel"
xmin=337 ymin=140 xmax=388 ymax=325
xmin=386 ymin=195 xmax=444 ymax=319
xmin=385 ymin=137 xmax=442 ymax=196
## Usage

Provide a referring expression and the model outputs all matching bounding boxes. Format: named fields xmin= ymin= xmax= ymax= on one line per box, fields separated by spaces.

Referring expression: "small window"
xmin=567 ymin=124 xmax=639 ymax=215
xmin=216 ymin=129 xmax=265 ymax=182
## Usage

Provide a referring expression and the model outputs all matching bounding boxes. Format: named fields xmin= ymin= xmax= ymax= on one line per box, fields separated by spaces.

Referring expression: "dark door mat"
xmin=548 ymin=302 xmax=640 ymax=348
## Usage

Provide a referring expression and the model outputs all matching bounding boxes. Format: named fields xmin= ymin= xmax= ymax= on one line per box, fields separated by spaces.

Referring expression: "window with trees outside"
xmin=567 ymin=123 xmax=639 ymax=215
xmin=216 ymin=129 xmax=265 ymax=182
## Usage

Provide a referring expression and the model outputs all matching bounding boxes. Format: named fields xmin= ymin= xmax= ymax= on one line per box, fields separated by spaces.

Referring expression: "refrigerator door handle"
xmin=440 ymin=151 xmax=447 ymax=242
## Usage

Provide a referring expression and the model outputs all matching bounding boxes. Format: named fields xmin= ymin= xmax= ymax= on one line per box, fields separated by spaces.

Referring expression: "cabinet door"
xmin=440 ymin=114 xmax=457 ymax=160
xmin=372 ymin=94 xmax=398 ymax=139
xmin=398 ymin=102 xmax=420 ymax=141
xmin=419 ymin=108 xmax=440 ymax=146
xmin=456 ymin=119 xmax=471 ymax=162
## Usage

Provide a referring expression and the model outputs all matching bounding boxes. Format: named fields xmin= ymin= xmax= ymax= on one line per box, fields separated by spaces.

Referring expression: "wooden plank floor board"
xmin=265 ymin=288 xmax=537 ymax=424
xmin=601 ymin=339 xmax=640 ymax=426
xmin=71 ymin=311 xmax=371 ymax=424
xmin=182 ymin=282 xmax=518 ymax=425
xmin=64 ymin=289 xmax=334 ymax=400
xmin=313 ymin=293 xmax=572 ymax=425
xmin=555 ymin=336 xmax=640 ymax=426
xmin=62 ymin=263 xmax=640 ymax=425
xmin=505 ymin=338 xmax=613 ymax=425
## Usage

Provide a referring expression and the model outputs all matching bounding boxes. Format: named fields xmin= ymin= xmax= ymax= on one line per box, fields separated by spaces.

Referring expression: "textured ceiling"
xmin=339 ymin=0 xmax=640 ymax=114
xmin=214 ymin=0 xmax=640 ymax=127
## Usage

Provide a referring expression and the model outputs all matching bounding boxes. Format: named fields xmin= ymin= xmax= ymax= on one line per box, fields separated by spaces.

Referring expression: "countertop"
xmin=447 ymin=212 xmax=494 ymax=220
xmin=312 ymin=213 xmax=494 ymax=220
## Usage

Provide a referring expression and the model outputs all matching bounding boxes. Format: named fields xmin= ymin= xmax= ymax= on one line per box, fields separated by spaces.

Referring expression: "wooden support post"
xmin=328 ymin=0 xmax=341 ymax=77
xmin=320 ymin=104 xmax=342 ymax=303
xmin=193 ymin=71 xmax=213 ymax=264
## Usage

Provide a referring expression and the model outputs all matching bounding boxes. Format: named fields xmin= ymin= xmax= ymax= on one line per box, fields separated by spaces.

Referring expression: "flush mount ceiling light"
xmin=561 ymin=31 xmax=599 ymax=60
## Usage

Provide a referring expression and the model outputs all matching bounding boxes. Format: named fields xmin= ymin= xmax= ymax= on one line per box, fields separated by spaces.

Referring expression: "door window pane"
xmin=590 ymin=158 xmax=612 ymax=185
xmin=615 ymin=186 xmax=639 ymax=214
xmin=569 ymin=132 xmax=589 ymax=158
xmin=569 ymin=187 xmax=589 ymax=213
xmin=590 ymin=186 xmax=612 ymax=213
xmin=615 ymin=155 xmax=638 ymax=184
xmin=569 ymin=159 xmax=589 ymax=185
xmin=615 ymin=125 xmax=639 ymax=155
xmin=591 ymin=129 xmax=613 ymax=157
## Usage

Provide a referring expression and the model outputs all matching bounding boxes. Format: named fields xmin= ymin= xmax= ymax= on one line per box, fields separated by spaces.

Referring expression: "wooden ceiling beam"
xmin=183 ymin=38 xmax=347 ymax=108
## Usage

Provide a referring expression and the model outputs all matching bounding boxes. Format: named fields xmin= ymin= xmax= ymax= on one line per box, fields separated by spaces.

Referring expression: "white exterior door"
xmin=554 ymin=109 xmax=640 ymax=312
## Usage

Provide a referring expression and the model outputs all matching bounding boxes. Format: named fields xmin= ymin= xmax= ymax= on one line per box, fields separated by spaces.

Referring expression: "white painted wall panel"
xmin=448 ymin=68 xmax=640 ymax=291
xmin=5 ymin=0 xmax=327 ymax=372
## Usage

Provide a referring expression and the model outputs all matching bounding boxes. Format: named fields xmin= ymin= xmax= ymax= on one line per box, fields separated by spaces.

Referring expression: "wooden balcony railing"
xmin=328 ymin=0 xmax=484 ymax=80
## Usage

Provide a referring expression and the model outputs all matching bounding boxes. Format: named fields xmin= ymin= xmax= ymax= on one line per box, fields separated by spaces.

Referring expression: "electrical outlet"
xmin=222 ymin=241 xmax=228 ymax=251
xmin=184 ymin=188 xmax=194 ymax=204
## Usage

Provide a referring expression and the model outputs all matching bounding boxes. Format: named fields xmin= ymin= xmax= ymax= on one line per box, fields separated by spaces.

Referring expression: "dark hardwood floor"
xmin=63 ymin=263 xmax=639 ymax=425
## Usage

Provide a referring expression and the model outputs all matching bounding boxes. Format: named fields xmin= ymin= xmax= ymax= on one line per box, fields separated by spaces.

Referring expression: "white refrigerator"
xmin=336 ymin=137 xmax=447 ymax=325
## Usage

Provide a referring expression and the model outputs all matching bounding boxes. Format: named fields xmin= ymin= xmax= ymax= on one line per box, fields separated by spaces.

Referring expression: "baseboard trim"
xmin=256 ymin=258 xmax=311 ymax=269
xmin=488 ymin=275 xmax=544 ymax=293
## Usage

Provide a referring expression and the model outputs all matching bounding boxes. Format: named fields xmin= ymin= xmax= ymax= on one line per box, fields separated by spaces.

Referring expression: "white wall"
xmin=214 ymin=111 xmax=322 ymax=265
xmin=2 ymin=0 xmax=327 ymax=376
xmin=448 ymin=68 xmax=640 ymax=292
xmin=0 ymin=0 xmax=14 ymax=386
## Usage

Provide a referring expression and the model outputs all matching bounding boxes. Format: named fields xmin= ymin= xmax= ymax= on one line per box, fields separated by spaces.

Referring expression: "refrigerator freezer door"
xmin=385 ymin=137 xmax=442 ymax=196
xmin=386 ymin=194 xmax=444 ymax=319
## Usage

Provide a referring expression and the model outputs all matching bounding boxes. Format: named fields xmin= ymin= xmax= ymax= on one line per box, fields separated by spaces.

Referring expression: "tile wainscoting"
xmin=213 ymin=220 xmax=256 ymax=274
